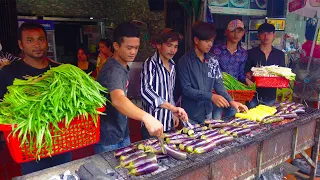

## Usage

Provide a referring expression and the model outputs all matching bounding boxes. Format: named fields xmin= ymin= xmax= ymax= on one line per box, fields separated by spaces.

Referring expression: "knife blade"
xmin=159 ymin=136 xmax=167 ymax=154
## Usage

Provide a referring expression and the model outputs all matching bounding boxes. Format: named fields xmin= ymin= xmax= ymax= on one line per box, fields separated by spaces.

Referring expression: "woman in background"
xmin=96 ymin=38 xmax=113 ymax=75
xmin=76 ymin=47 xmax=96 ymax=75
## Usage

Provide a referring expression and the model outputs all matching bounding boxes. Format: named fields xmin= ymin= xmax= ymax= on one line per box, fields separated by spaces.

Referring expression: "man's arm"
xmin=110 ymin=89 xmax=163 ymax=137
xmin=98 ymin=66 xmax=163 ymax=137
xmin=4 ymin=52 xmax=21 ymax=62
xmin=178 ymin=57 xmax=212 ymax=101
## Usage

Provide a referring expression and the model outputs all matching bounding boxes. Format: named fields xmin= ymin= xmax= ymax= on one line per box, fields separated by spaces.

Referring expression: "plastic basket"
xmin=0 ymin=107 xmax=105 ymax=163
xmin=226 ymin=90 xmax=256 ymax=101
xmin=212 ymin=90 xmax=256 ymax=101
xmin=253 ymin=76 xmax=290 ymax=88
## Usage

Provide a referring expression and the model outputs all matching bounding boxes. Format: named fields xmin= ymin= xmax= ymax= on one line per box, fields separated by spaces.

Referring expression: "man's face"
xmin=114 ymin=37 xmax=140 ymax=62
xmin=258 ymin=31 xmax=275 ymax=45
xmin=194 ymin=37 xmax=214 ymax=53
xmin=157 ymin=40 xmax=179 ymax=61
xmin=226 ymin=28 xmax=245 ymax=44
xmin=18 ymin=29 xmax=48 ymax=60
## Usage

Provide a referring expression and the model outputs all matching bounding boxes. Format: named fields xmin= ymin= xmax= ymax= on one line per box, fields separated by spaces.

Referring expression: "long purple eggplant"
xmin=165 ymin=134 xmax=188 ymax=141
xmin=164 ymin=130 xmax=182 ymax=138
xmin=125 ymin=154 xmax=157 ymax=169
xmin=193 ymin=136 xmax=234 ymax=154
xmin=114 ymin=145 xmax=136 ymax=157
xmin=204 ymin=119 xmax=224 ymax=124
xmin=185 ymin=139 xmax=207 ymax=153
xmin=118 ymin=153 xmax=147 ymax=167
xmin=164 ymin=144 xmax=187 ymax=160
xmin=156 ymin=154 xmax=169 ymax=159
xmin=200 ymin=130 xmax=220 ymax=139
xmin=292 ymin=108 xmax=305 ymax=114
xmin=231 ymin=128 xmax=251 ymax=137
xmin=166 ymin=138 xmax=193 ymax=144
xmin=179 ymin=139 xmax=198 ymax=150
xmin=129 ymin=162 xmax=159 ymax=176
xmin=262 ymin=116 xmax=284 ymax=124
xmin=280 ymin=113 xmax=297 ymax=119
xmin=205 ymin=134 xmax=229 ymax=142
xmin=119 ymin=149 xmax=145 ymax=161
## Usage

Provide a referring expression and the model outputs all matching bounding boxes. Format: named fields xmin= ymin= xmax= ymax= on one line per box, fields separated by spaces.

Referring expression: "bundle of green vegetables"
xmin=0 ymin=64 xmax=107 ymax=158
xmin=222 ymin=72 xmax=256 ymax=91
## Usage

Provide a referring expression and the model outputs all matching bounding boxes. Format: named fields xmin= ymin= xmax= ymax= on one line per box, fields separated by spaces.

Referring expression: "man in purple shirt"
xmin=210 ymin=19 xmax=248 ymax=119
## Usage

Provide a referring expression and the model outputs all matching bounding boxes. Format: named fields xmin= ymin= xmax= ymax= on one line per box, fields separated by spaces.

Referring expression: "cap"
xmin=227 ymin=19 xmax=245 ymax=31
xmin=258 ymin=23 xmax=275 ymax=33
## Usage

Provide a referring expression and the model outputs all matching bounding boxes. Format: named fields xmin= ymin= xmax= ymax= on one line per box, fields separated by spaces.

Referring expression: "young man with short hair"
xmin=210 ymin=19 xmax=248 ymax=119
xmin=95 ymin=22 xmax=163 ymax=153
xmin=0 ymin=22 xmax=70 ymax=174
xmin=178 ymin=21 xmax=248 ymax=124
xmin=245 ymin=23 xmax=286 ymax=107
xmin=140 ymin=29 xmax=188 ymax=139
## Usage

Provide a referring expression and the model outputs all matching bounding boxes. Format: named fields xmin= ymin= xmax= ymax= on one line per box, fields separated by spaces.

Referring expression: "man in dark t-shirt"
xmin=245 ymin=23 xmax=285 ymax=108
xmin=95 ymin=22 xmax=163 ymax=153
xmin=0 ymin=22 xmax=70 ymax=175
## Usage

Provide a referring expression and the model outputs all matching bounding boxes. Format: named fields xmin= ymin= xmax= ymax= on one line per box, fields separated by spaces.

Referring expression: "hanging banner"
xmin=208 ymin=0 xmax=267 ymax=16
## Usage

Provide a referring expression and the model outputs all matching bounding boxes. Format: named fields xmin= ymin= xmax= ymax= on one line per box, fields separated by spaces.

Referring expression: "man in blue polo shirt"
xmin=178 ymin=21 xmax=248 ymax=124
xmin=245 ymin=23 xmax=285 ymax=108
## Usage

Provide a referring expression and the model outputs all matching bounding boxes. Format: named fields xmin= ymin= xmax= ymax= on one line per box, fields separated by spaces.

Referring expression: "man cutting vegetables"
xmin=210 ymin=19 xmax=248 ymax=119
xmin=0 ymin=22 xmax=71 ymax=174
xmin=140 ymin=28 xmax=188 ymax=139
xmin=178 ymin=21 xmax=248 ymax=124
xmin=95 ymin=22 xmax=164 ymax=153
xmin=245 ymin=23 xmax=285 ymax=108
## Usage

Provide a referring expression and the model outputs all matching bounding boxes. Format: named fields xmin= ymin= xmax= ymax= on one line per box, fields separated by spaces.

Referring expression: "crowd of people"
xmin=0 ymin=19 xmax=286 ymax=174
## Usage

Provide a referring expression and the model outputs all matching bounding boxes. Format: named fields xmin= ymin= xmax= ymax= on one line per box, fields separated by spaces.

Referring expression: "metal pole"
xmin=309 ymin=119 xmax=320 ymax=179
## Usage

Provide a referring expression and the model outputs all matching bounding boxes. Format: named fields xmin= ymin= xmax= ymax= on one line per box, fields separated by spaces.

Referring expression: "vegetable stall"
xmin=13 ymin=101 xmax=320 ymax=180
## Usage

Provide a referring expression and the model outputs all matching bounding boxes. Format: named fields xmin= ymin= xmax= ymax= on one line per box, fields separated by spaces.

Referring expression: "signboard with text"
xmin=209 ymin=0 xmax=267 ymax=16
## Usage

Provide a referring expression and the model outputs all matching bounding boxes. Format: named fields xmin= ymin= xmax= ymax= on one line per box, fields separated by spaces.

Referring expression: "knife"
xmin=159 ymin=136 xmax=167 ymax=154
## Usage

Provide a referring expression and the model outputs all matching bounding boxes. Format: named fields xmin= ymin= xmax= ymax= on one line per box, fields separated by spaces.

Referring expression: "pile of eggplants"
xmin=113 ymin=119 xmax=260 ymax=176
xmin=114 ymin=144 xmax=160 ymax=176
xmin=261 ymin=101 xmax=305 ymax=124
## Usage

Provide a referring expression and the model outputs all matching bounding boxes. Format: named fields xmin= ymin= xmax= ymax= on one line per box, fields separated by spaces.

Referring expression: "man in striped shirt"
xmin=141 ymin=29 xmax=188 ymax=139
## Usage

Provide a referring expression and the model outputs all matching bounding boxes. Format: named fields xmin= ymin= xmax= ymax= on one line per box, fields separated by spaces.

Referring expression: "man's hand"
xmin=173 ymin=116 xmax=180 ymax=128
xmin=230 ymin=101 xmax=248 ymax=113
xmin=171 ymin=107 xmax=188 ymax=122
xmin=211 ymin=94 xmax=230 ymax=108
xmin=246 ymin=78 xmax=254 ymax=87
xmin=142 ymin=113 xmax=163 ymax=138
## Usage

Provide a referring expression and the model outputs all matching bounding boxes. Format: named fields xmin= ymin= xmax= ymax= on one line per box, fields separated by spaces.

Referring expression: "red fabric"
xmin=301 ymin=40 xmax=320 ymax=60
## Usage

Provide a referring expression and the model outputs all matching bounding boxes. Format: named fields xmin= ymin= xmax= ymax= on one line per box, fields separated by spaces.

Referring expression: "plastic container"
xmin=253 ymin=76 xmax=290 ymax=88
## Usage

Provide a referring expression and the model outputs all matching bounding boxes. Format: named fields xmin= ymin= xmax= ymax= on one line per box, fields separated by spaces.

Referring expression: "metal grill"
xmin=101 ymin=108 xmax=320 ymax=180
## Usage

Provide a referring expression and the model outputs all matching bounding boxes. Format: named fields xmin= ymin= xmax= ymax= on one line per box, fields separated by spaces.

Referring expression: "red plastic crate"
xmin=253 ymin=76 xmax=290 ymax=88
xmin=0 ymin=107 xmax=104 ymax=163
xmin=226 ymin=90 xmax=256 ymax=101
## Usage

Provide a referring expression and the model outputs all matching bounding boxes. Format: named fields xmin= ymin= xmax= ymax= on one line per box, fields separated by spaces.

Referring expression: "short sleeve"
xmin=97 ymin=66 xmax=125 ymax=92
